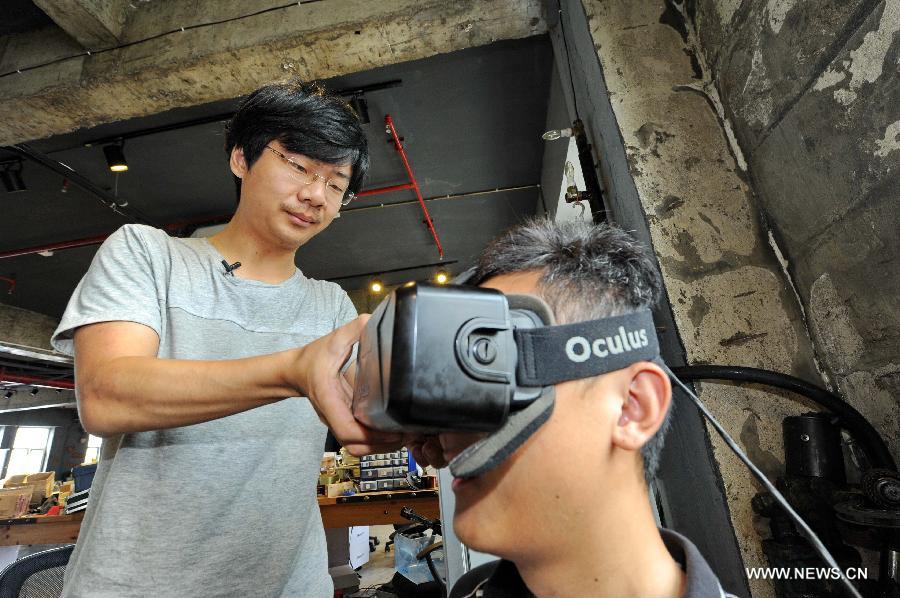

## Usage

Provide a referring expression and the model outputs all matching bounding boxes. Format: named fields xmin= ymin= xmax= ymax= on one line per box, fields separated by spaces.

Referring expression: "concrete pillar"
xmin=556 ymin=1 xmax=838 ymax=595
xmin=692 ymin=0 xmax=900 ymax=463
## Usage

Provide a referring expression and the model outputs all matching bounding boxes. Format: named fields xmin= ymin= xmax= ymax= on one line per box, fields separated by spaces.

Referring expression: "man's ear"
xmin=229 ymin=147 xmax=248 ymax=179
xmin=611 ymin=362 xmax=672 ymax=452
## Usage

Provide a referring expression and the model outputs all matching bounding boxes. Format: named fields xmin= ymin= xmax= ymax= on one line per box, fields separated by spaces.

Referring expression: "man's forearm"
xmin=77 ymin=350 xmax=301 ymax=436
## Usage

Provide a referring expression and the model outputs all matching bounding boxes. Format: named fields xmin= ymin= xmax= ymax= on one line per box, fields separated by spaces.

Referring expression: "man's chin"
xmin=276 ymin=221 xmax=323 ymax=249
xmin=453 ymin=506 xmax=502 ymax=555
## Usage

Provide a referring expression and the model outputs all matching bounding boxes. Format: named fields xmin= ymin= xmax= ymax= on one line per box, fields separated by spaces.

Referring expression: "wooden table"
xmin=0 ymin=490 xmax=441 ymax=545
xmin=318 ymin=489 xmax=440 ymax=528
xmin=0 ymin=513 xmax=84 ymax=546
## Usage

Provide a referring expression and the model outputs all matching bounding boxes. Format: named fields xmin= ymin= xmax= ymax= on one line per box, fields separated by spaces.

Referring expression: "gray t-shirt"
xmin=51 ymin=224 xmax=357 ymax=597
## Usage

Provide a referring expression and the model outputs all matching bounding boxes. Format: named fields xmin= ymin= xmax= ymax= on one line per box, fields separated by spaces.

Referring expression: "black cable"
xmin=671 ymin=365 xmax=896 ymax=472
xmin=0 ymin=0 xmax=327 ymax=79
xmin=664 ymin=364 xmax=864 ymax=598
xmin=557 ymin=0 xmax=580 ymax=119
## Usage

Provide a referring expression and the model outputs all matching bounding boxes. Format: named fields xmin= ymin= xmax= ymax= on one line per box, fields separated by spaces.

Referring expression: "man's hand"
xmin=290 ymin=315 xmax=403 ymax=456
xmin=404 ymin=434 xmax=449 ymax=469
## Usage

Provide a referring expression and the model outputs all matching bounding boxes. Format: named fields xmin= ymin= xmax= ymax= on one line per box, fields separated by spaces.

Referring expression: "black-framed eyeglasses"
xmin=265 ymin=146 xmax=355 ymax=206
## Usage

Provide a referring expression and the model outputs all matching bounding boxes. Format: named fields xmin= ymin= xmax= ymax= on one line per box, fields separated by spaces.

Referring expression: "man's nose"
xmin=299 ymin=177 xmax=328 ymax=207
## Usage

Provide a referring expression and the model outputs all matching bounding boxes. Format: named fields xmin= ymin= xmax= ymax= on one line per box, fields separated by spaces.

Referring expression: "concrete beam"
xmin=32 ymin=0 xmax=130 ymax=50
xmin=0 ymin=0 xmax=546 ymax=145
xmin=0 ymin=304 xmax=59 ymax=350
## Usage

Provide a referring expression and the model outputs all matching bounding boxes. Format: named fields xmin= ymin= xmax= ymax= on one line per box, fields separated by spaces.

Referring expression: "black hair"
xmin=225 ymin=80 xmax=369 ymax=202
xmin=473 ymin=218 xmax=671 ymax=480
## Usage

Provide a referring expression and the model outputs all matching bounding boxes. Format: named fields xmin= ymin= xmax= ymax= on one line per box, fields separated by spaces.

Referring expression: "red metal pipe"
xmin=0 ymin=373 xmax=75 ymax=390
xmin=356 ymin=183 xmax=415 ymax=198
xmin=0 ymin=236 xmax=109 ymax=260
xmin=384 ymin=115 xmax=444 ymax=258
xmin=0 ymin=215 xmax=238 ymax=259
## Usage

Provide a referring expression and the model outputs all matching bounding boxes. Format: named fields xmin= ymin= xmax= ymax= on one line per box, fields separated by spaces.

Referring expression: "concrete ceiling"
xmin=0 ymin=0 xmax=546 ymax=145
xmin=0 ymin=35 xmax=556 ymax=318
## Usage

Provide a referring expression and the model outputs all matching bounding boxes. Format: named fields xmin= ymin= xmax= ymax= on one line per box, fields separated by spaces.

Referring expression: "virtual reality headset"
xmin=351 ymin=280 xmax=660 ymax=477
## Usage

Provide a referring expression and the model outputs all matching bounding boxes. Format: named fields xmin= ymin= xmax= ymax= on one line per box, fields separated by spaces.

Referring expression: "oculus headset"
xmin=352 ymin=280 xmax=657 ymax=479
xmin=351 ymin=273 xmax=863 ymax=598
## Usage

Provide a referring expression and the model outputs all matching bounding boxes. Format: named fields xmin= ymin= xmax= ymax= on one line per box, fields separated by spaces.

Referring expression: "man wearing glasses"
xmin=51 ymin=81 xmax=400 ymax=597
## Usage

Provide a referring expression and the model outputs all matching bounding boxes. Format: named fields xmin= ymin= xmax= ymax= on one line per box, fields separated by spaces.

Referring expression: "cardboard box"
xmin=0 ymin=487 xmax=33 ymax=518
xmin=4 ymin=472 xmax=55 ymax=507
xmin=25 ymin=472 xmax=55 ymax=505
xmin=3 ymin=475 xmax=27 ymax=487
xmin=325 ymin=481 xmax=355 ymax=498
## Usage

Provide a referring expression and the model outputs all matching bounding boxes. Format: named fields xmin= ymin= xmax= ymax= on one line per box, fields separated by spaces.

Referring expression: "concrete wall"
xmin=566 ymin=0 xmax=853 ymax=594
xmin=693 ymin=0 xmax=900 ymax=464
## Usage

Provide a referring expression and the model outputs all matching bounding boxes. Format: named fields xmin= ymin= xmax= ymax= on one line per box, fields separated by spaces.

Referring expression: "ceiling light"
xmin=103 ymin=143 xmax=128 ymax=172
xmin=369 ymin=279 xmax=384 ymax=294
xmin=349 ymin=95 xmax=370 ymax=124
xmin=434 ymin=271 xmax=449 ymax=285
xmin=542 ymin=127 xmax=573 ymax=141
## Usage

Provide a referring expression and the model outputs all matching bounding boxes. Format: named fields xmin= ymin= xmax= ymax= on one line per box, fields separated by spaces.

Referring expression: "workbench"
xmin=318 ymin=489 xmax=440 ymax=528
xmin=0 ymin=489 xmax=441 ymax=545
xmin=0 ymin=513 xmax=84 ymax=546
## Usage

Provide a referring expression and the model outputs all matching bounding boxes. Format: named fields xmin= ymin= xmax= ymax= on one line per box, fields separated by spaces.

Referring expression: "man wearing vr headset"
xmin=433 ymin=220 xmax=732 ymax=597
xmin=50 ymin=81 xmax=400 ymax=597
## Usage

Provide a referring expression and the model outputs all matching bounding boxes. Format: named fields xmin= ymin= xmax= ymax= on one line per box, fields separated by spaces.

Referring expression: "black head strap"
xmin=514 ymin=310 xmax=659 ymax=387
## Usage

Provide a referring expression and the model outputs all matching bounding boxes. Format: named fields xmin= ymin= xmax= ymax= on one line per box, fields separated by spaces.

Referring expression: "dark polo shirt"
xmin=449 ymin=528 xmax=737 ymax=598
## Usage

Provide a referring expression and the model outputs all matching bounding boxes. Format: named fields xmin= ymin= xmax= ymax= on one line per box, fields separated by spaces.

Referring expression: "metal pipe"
xmin=356 ymin=183 xmax=415 ymax=197
xmin=0 ymin=236 xmax=111 ymax=260
xmin=671 ymin=365 xmax=897 ymax=471
xmin=0 ymin=372 xmax=74 ymax=390
xmin=384 ymin=114 xmax=444 ymax=258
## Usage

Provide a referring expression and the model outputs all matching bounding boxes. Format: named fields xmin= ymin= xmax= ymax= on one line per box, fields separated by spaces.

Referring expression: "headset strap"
xmin=514 ymin=310 xmax=660 ymax=386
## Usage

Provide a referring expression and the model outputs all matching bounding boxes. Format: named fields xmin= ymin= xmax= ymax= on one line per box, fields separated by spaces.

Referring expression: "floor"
xmin=345 ymin=525 xmax=398 ymax=597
